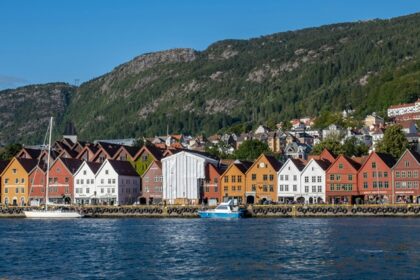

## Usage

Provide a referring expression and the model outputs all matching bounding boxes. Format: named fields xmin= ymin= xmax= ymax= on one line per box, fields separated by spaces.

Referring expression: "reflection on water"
xmin=1 ymin=218 xmax=420 ymax=279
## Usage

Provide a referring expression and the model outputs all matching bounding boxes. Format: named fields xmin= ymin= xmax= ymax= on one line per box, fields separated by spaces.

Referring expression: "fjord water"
xmin=1 ymin=218 xmax=420 ymax=279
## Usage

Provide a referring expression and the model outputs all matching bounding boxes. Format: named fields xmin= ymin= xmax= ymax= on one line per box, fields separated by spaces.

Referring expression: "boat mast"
xmin=45 ymin=117 xmax=53 ymax=211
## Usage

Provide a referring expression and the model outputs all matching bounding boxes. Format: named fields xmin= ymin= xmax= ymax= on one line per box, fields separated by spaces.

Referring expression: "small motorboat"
xmin=198 ymin=200 xmax=246 ymax=218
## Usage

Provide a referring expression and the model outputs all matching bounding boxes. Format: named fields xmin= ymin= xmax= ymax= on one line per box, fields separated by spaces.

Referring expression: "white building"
xmin=74 ymin=161 xmax=101 ymax=205
xmin=387 ymin=99 xmax=420 ymax=117
xmin=95 ymin=159 xmax=140 ymax=205
xmin=162 ymin=150 xmax=219 ymax=204
xmin=300 ymin=159 xmax=330 ymax=204
xmin=322 ymin=124 xmax=344 ymax=140
xmin=277 ymin=158 xmax=305 ymax=203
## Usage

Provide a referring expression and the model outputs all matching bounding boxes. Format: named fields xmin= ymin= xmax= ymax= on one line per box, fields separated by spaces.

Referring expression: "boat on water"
xmin=198 ymin=200 xmax=246 ymax=218
xmin=23 ymin=117 xmax=84 ymax=219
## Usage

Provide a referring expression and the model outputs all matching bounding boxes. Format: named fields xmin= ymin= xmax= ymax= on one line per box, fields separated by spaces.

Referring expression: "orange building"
xmin=245 ymin=154 xmax=282 ymax=204
xmin=0 ymin=157 xmax=38 ymax=206
xmin=220 ymin=160 xmax=253 ymax=204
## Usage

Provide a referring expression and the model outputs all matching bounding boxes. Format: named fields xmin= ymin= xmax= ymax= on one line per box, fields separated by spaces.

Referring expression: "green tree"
xmin=311 ymin=136 xmax=344 ymax=156
xmin=234 ymin=140 xmax=270 ymax=161
xmin=342 ymin=137 xmax=369 ymax=157
xmin=375 ymin=124 xmax=409 ymax=158
xmin=0 ymin=143 xmax=22 ymax=160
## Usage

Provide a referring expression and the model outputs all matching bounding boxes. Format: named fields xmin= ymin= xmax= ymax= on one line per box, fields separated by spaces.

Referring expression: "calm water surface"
xmin=0 ymin=217 xmax=419 ymax=279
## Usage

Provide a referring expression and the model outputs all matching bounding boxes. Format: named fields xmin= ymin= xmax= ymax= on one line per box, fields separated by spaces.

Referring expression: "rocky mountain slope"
xmin=2 ymin=12 xmax=420 ymax=144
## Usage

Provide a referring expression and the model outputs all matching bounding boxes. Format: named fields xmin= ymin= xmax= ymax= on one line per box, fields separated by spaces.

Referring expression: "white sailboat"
xmin=24 ymin=117 xmax=84 ymax=218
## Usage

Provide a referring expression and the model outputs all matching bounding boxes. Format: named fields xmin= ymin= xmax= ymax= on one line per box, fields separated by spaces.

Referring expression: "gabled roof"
xmin=234 ymin=160 xmax=253 ymax=174
xmin=290 ymin=158 xmax=306 ymax=171
xmin=108 ymin=160 xmax=139 ymax=176
xmin=97 ymin=142 xmax=121 ymax=158
xmin=246 ymin=154 xmax=282 ymax=174
xmin=76 ymin=144 xmax=99 ymax=159
xmin=392 ymin=149 xmax=420 ymax=169
xmin=141 ymin=160 xmax=162 ymax=178
xmin=113 ymin=145 xmax=141 ymax=160
xmin=86 ymin=161 xmax=102 ymax=174
xmin=314 ymin=159 xmax=331 ymax=171
xmin=375 ymin=152 xmax=397 ymax=168
xmin=265 ymin=154 xmax=282 ymax=171
xmin=0 ymin=160 xmax=10 ymax=174
xmin=16 ymin=158 xmax=38 ymax=173
xmin=18 ymin=148 xmax=42 ymax=159
xmin=133 ymin=144 xmax=164 ymax=161
xmin=56 ymin=157 xmax=84 ymax=175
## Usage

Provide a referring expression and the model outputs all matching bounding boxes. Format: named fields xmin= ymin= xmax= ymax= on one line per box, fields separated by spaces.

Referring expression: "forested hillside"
xmin=2 ymin=12 xmax=420 ymax=144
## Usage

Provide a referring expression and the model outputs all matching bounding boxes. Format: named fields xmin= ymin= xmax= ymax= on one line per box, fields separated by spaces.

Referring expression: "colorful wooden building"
xmin=392 ymin=149 xmax=420 ymax=204
xmin=220 ymin=160 xmax=253 ymax=204
xmin=203 ymin=163 xmax=227 ymax=205
xmin=357 ymin=152 xmax=396 ymax=204
xmin=0 ymin=158 xmax=38 ymax=206
xmin=28 ymin=164 xmax=47 ymax=205
xmin=48 ymin=157 xmax=83 ymax=204
xmin=326 ymin=155 xmax=362 ymax=204
xmin=245 ymin=154 xmax=281 ymax=204
xmin=141 ymin=161 xmax=163 ymax=205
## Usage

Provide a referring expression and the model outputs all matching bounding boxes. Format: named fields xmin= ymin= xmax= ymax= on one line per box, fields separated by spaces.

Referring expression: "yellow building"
xmin=220 ymin=160 xmax=253 ymax=204
xmin=245 ymin=154 xmax=281 ymax=204
xmin=0 ymin=157 xmax=37 ymax=206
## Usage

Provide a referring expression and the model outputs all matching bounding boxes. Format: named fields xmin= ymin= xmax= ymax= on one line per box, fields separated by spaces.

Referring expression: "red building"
xmin=28 ymin=165 xmax=46 ymax=205
xmin=140 ymin=161 xmax=163 ymax=205
xmin=48 ymin=157 xmax=83 ymax=204
xmin=326 ymin=155 xmax=363 ymax=204
xmin=203 ymin=163 xmax=226 ymax=205
xmin=393 ymin=149 xmax=420 ymax=204
xmin=357 ymin=152 xmax=396 ymax=204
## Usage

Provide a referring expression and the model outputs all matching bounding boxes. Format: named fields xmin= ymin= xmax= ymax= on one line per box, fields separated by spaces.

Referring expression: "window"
xmin=378 ymin=171 xmax=382 ymax=178
xmin=312 ymin=186 xmax=316 ymax=192
xmin=214 ymin=178 xmax=219 ymax=184
xmin=86 ymin=188 xmax=90 ymax=194
xmin=285 ymin=175 xmax=289 ymax=181
xmin=263 ymin=175 xmax=268 ymax=181
xmin=20 ymin=187 xmax=24 ymax=193
xmin=336 ymin=175 xmax=341 ymax=181
xmin=408 ymin=171 xmax=412 ymax=178
xmin=5 ymin=178 xmax=8 ymax=184
xmin=83 ymin=170 xmax=86 ymax=175
xmin=21 ymin=178 xmax=24 ymax=183
xmin=76 ymin=179 xmax=80 ymax=184
xmin=317 ymin=176 xmax=322 ymax=183
xmin=293 ymin=185 xmax=297 ymax=192
xmin=105 ymin=170 xmax=109 ymax=175
xmin=312 ymin=176 xmax=316 ymax=183
xmin=305 ymin=186 xmax=309 ymax=193
xmin=251 ymin=184 xmax=256 ymax=191
xmin=112 ymin=179 xmax=116 ymax=184
xmin=214 ymin=187 xmax=218 ymax=193
xmin=237 ymin=176 xmax=242 ymax=183
xmin=414 ymin=171 xmax=419 ymax=178
xmin=15 ymin=178 xmax=18 ymax=184
xmin=329 ymin=174 xmax=334 ymax=181
xmin=112 ymin=188 xmax=115 ymax=193
xmin=338 ymin=163 xmax=344 ymax=169
xmin=378 ymin=182 xmax=383 ymax=189
xmin=4 ymin=187 xmax=8 ymax=193
xmin=232 ymin=186 xmax=236 ymax=191
xmin=269 ymin=175 xmax=274 ymax=181
xmin=317 ymin=186 xmax=322 ymax=193
xmin=373 ymin=181 xmax=377 ymax=188
xmin=348 ymin=175 xmax=353 ymax=181
xmin=252 ymin=174 xmax=256 ymax=180
xmin=405 ymin=161 xmax=410 ymax=167
xmin=280 ymin=175 xmax=284 ymax=181
xmin=284 ymin=185 xmax=289 ymax=192
xmin=54 ymin=177 xmax=58 ymax=183
xmin=305 ymin=176 xmax=309 ymax=183
xmin=269 ymin=185 xmax=274 ymax=192
xmin=263 ymin=185 xmax=268 ymax=192
xmin=384 ymin=172 xmax=388 ymax=178
xmin=279 ymin=185 xmax=284 ymax=192
xmin=396 ymin=171 xmax=400 ymax=178
xmin=237 ymin=186 xmax=241 ymax=191
xmin=65 ymin=187 xmax=69 ymax=193
xmin=293 ymin=175 xmax=297 ymax=181
xmin=363 ymin=172 xmax=368 ymax=179
xmin=363 ymin=182 xmax=368 ymax=189
xmin=330 ymin=184 xmax=334 ymax=191
xmin=81 ymin=179 xmax=84 ymax=184
xmin=402 ymin=171 xmax=406 ymax=178
xmin=231 ymin=175 xmax=236 ymax=183
xmin=16 ymin=188 xmax=19 ymax=193
xmin=224 ymin=176 xmax=229 ymax=183
xmin=372 ymin=172 xmax=376 ymax=178
xmin=101 ymin=188 xmax=104 ymax=193
xmin=108 ymin=179 xmax=111 ymax=184
xmin=101 ymin=179 xmax=104 ymax=184
xmin=372 ymin=162 xmax=376 ymax=168
xmin=384 ymin=182 xmax=389 ymax=189
xmin=224 ymin=186 xmax=228 ymax=191
xmin=12 ymin=169 xmax=16 ymax=174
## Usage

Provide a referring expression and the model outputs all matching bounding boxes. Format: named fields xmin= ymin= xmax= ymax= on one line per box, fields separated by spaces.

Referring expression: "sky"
xmin=1 ymin=0 xmax=420 ymax=90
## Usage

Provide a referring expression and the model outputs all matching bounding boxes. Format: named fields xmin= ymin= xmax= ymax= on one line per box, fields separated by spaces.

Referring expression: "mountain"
xmin=2 ymin=12 xmax=420 ymax=145
xmin=0 ymin=83 xmax=75 ymax=145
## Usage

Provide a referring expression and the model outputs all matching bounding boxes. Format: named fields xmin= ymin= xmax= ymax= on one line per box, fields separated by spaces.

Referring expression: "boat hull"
xmin=198 ymin=210 xmax=245 ymax=218
xmin=23 ymin=210 xmax=84 ymax=218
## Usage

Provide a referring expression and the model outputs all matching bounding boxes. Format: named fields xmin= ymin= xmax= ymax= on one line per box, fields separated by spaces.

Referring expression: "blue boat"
xmin=198 ymin=200 xmax=246 ymax=218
